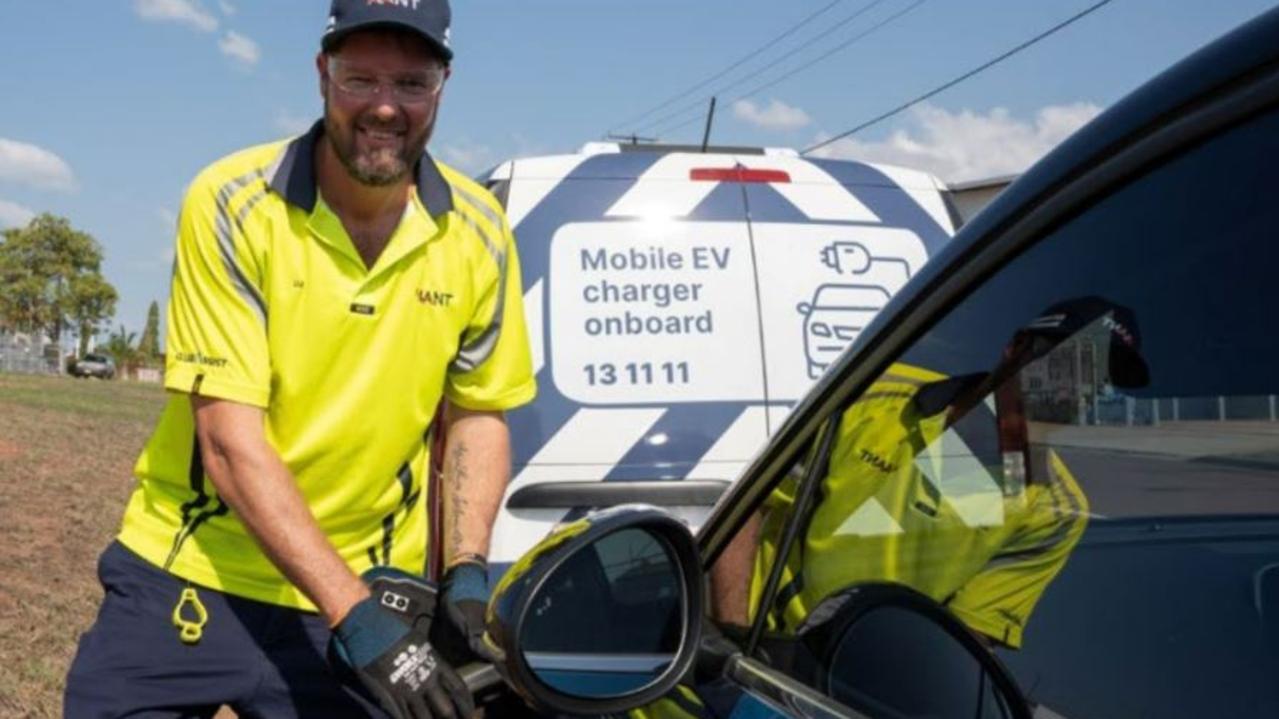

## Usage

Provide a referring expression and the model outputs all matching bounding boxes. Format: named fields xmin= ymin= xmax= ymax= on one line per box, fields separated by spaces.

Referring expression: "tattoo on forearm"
xmin=447 ymin=440 xmax=470 ymax=557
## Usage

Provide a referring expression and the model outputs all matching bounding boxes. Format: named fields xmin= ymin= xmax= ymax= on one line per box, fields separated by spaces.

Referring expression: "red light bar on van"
xmin=690 ymin=166 xmax=791 ymax=183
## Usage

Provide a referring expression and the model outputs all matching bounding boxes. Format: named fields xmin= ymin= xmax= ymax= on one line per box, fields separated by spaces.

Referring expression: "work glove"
xmin=332 ymin=568 xmax=475 ymax=719
xmin=434 ymin=559 xmax=501 ymax=666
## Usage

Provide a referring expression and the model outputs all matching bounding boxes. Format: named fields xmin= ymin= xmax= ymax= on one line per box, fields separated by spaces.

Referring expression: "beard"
xmin=323 ymin=100 xmax=433 ymax=187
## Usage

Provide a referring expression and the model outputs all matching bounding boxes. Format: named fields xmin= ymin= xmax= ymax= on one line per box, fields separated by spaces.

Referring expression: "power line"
xmin=608 ymin=0 xmax=844 ymax=133
xmin=635 ymin=0 xmax=889 ymax=135
xmin=802 ymin=0 xmax=1117 ymax=155
xmin=632 ymin=0 xmax=893 ymax=136
xmin=652 ymin=0 xmax=927 ymax=138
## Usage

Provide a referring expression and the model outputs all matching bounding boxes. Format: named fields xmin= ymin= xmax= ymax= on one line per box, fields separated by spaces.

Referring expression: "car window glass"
xmin=711 ymin=103 xmax=1279 ymax=717
xmin=828 ymin=605 xmax=1011 ymax=719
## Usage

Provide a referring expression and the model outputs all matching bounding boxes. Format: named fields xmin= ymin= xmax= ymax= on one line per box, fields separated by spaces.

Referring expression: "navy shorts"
xmin=64 ymin=542 xmax=388 ymax=718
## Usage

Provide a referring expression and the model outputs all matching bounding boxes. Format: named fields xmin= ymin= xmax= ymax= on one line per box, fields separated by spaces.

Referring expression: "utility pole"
xmin=701 ymin=97 xmax=717 ymax=152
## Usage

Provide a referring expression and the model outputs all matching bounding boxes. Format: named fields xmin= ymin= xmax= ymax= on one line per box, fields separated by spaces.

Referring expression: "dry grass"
xmin=0 ymin=372 xmax=166 ymax=717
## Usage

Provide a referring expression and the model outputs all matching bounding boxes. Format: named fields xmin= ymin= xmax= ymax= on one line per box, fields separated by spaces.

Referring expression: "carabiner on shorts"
xmin=172 ymin=586 xmax=209 ymax=645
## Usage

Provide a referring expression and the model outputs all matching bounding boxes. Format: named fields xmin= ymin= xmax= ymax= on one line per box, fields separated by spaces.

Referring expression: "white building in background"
xmin=0 ymin=329 xmax=59 ymax=375
xmin=946 ymin=174 xmax=1018 ymax=226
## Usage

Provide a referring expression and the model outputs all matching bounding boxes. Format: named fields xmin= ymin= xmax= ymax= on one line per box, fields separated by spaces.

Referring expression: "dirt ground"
xmin=0 ymin=373 xmax=167 ymax=717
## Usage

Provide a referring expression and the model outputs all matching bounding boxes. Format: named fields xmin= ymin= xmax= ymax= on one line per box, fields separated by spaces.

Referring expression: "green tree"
xmin=101 ymin=324 xmax=140 ymax=377
xmin=137 ymin=300 xmax=161 ymax=361
xmin=0 ymin=226 xmax=56 ymax=334
xmin=69 ymin=274 xmax=119 ymax=357
xmin=0 ymin=213 xmax=117 ymax=349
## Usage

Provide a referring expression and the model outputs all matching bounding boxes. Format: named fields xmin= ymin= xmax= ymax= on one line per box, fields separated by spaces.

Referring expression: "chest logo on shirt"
xmin=416 ymin=289 xmax=454 ymax=307
xmin=859 ymin=448 xmax=897 ymax=474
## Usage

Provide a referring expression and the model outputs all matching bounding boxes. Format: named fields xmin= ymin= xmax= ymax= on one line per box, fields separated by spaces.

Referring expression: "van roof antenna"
xmin=701 ymin=97 xmax=717 ymax=153
xmin=606 ymin=132 xmax=658 ymax=146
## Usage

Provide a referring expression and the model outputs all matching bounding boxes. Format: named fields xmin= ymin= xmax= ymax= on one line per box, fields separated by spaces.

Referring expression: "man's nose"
xmin=369 ymin=98 xmax=399 ymax=121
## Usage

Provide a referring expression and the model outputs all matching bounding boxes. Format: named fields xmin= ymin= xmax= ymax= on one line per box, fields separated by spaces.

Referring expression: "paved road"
xmin=1030 ymin=420 xmax=1279 ymax=518
xmin=1053 ymin=446 xmax=1279 ymax=518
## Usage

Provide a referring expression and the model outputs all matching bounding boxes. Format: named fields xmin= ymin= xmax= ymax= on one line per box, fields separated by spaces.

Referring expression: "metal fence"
xmin=0 ymin=332 xmax=60 ymax=375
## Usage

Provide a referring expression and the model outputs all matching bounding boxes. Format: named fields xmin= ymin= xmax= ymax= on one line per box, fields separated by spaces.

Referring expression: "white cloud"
xmin=156 ymin=208 xmax=178 ymax=230
xmin=220 ymin=31 xmax=261 ymax=66
xmin=134 ymin=0 xmax=218 ymax=32
xmin=733 ymin=98 xmax=812 ymax=131
xmin=0 ymin=138 xmax=77 ymax=192
xmin=218 ymin=1 xmax=236 ymax=16
xmin=808 ymin=102 xmax=1103 ymax=184
xmin=0 ymin=199 xmax=35 ymax=229
xmin=274 ymin=111 xmax=313 ymax=136
xmin=439 ymin=141 xmax=496 ymax=174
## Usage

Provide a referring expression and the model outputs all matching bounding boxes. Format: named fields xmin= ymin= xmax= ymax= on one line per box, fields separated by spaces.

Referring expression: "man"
xmin=64 ymin=1 xmax=534 ymax=717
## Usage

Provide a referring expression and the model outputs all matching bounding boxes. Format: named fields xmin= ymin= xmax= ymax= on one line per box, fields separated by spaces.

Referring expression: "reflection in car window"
xmin=712 ymin=103 xmax=1279 ymax=716
xmin=753 ymin=348 xmax=1091 ymax=649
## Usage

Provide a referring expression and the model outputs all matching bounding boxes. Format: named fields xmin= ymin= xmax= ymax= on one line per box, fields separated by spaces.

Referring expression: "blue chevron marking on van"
xmin=742 ymin=183 xmax=819 ymax=224
xmin=684 ymin=182 xmax=750 ymax=221
xmin=808 ymin=160 xmax=951 ymax=253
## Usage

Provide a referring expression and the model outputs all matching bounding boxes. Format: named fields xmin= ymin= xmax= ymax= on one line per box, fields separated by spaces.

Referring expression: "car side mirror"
xmin=484 ymin=505 xmax=703 ymax=716
xmin=793 ymin=583 xmax=1032 ymax=719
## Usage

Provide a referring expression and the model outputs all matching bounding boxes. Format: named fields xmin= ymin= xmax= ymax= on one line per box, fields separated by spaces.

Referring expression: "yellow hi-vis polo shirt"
xmin=751 ymin=363 xmax=1087 ymax=648
xmin=118 ymin=121 xmax=536 ymax=610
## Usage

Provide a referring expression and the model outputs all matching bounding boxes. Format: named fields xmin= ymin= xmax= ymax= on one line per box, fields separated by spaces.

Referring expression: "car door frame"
xmin=693 ymin=9 xmax=1279 ymax=710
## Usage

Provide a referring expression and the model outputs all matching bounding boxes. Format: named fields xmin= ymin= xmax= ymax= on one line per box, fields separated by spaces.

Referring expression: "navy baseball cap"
xmin=1023 ymin=296 xmax=1149 ymax=388
xmin=322 ymin=0 xmax=453 ymax=62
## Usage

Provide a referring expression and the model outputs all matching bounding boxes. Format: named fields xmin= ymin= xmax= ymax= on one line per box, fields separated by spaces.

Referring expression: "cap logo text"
xmin=367 ymin=0 xmax=422 ymax=8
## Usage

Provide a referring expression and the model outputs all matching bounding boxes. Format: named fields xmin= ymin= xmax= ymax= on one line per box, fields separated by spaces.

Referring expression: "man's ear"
xmin=435 ymin=65 xmax=452 ymax=101
xmin=316 ymin=51 xmax=329 ymax=98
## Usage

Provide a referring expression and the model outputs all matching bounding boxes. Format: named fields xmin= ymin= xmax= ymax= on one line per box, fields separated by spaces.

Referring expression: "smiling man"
xmin=63 ymin=2 xmax=535 ymax=717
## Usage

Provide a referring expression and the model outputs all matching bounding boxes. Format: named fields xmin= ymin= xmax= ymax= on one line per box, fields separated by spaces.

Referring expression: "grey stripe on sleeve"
xmin=449 ymin=182 xmax=505 ymax=253
xmin=214 ymin=169 xmax=269 ymax=328
xmin=983 ymin=453 xmax=1083 ymax=570
xmin=449 ymin=208 xmax=509 ymax=374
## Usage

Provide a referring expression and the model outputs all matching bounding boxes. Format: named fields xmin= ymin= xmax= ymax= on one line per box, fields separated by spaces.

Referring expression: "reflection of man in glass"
xmin=712 ymin=297 xmax=1147 ymax=648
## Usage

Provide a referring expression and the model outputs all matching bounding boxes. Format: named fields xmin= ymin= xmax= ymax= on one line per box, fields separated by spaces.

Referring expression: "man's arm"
xmin=193 ymin=397 xmax=368 ymax=626
xmin=439 ymin=402 xmax=511 ymax=567
xmin=709 ymin=511 xmax=761 ymax=627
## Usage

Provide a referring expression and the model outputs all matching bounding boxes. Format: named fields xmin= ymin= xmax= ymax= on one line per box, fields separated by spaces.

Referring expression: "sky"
xmin=0 ymin=0 xmax=1274 ymax=340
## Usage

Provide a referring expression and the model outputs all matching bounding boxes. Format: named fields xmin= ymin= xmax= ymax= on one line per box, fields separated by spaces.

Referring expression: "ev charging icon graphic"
xmin=798 ymin=241 xmax=915 ymax=379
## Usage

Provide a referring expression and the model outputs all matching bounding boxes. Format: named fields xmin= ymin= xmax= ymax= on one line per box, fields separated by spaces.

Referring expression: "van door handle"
xmin=506 ymin=480 xmax=731 ymax=509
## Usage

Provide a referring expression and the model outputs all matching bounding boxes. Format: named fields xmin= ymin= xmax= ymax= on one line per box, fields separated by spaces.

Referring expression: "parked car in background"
xmin=465 ymin=7 xmax=1279 ymax=718
xmin=70 ymin=353 xmax=115 ymax=379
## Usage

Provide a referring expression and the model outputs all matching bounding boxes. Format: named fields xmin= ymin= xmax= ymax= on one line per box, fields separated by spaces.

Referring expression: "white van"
xmin=475 ymin=143 xmax=958 ymax=568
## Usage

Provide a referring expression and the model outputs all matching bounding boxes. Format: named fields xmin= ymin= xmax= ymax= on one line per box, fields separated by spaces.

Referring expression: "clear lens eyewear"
xmin=328 ymin=60 xmax=444 ymax=102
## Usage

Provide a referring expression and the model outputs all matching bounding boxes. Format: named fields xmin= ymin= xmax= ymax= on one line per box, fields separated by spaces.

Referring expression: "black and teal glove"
xmin=332 ymin=568 xmax=474 ymax=719
xmin=435 ymin=560 xmax=500 ymax=665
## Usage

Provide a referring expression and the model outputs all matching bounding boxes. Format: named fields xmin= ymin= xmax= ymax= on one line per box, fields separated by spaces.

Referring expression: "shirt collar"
xmin=267 ymin=120 xmax=454 ymax=218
